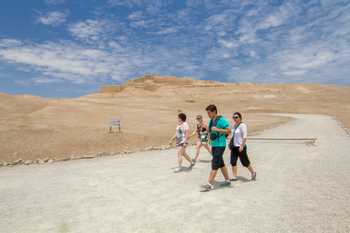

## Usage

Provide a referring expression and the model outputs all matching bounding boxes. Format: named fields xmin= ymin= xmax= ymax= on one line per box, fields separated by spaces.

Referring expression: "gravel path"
xmin=1 ymin=114 xmax=349 ymax=233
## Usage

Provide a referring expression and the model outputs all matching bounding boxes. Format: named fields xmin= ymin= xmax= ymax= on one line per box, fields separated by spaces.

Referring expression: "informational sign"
xmin=109 ymin=118 xmax=121 ymax=133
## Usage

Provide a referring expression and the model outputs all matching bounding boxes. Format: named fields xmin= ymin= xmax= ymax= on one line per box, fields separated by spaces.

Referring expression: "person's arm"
xmin=189 ymin=129 xmax=197 ymax=138
xmin=239 ymin=138 xmax=247 ymax=152
xmin=239 ymin=124 xmax=247 ymax=152
xmin=203 ymin=123 xmax=209 ymax=132
xmin=169 ymin=133 xmax=176 ymax=145
xmin=228 ymin=123 xmax=233 ymax=137
xmin=211 ymin=118 xmax=230 ymax=134
xmin=211 ymin=127 xmax=230 ymax=134
xmin=184 ymin=128 xmax=190 ymax=144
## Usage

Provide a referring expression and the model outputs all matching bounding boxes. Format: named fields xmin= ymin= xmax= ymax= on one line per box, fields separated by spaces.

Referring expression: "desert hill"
xmin=0 ymin=75 xmax=349 ymax=163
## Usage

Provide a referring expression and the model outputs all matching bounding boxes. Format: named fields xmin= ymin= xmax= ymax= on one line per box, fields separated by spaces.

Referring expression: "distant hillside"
xmin=100 ymin=75 xmax=222 ymax=93
xmin=1 ymin=75 xmax=349 ymax=164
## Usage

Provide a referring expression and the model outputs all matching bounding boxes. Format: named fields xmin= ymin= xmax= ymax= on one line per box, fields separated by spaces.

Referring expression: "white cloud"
xmin=282 ymin=69 xmax=307 ymax=76
xmin=249 ymin=50 xmax=258 ymax=58
xmin=0 ymin=39 xmax=22 ymax=48
xmin=236 ymin=4 xmax=291 ymax=45
xmin=281 ymin=49 xmax=335 ymax=72
xmin=226 ymin=41 xmax=348 ymax=83
xmin=239 ymin=32 xmax=256 ymax=44
xmin=149 ymin=27 xmax=178 ymax=35
xmin=45 ymin=0 xmax=65 ymax=5
xmin=68 ymin=20 xmax=115 ymax=43
xmin=129 ymin=20 xmax=148 ymax=28
xmin=198 ymin=0 xmax=350 ymax=84
xmin=205 ymin=10 xmax=237 ymax=32
xmin=222 ymin=53 xmax=231 ymax=59
xmin=109 ymin=0 xmax=166 ymax=13
xmin=108 ymin=0 xmax=143 ymax=7
xmin=246 ymin=9 xmax=259 ymax=17
xmin=32 ymin=77 xmax=64 ymax=84
xmin=257 ymin=5 xmax=290 ymax=30
xmin=0 ymin=44 xmax=100 ymax=76
xmin=128 ymin=11 xmax=144 ymax=21
xmin=38 ymin=11 xmax=67 ymax=26
xmin=1 ymin=0 xmax=350 ymax=88
xmin=0 ymin=39 xmax=200 ymax=84
xmin=218 ymin=39 xmax=237 ymax=49
xmin=237 ymin=17 xmax=257 ymax=44
xmin=0 ymin=41 xmax=122 ymax=83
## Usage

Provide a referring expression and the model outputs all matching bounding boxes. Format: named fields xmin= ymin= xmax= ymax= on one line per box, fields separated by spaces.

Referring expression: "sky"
xmin=0 ymin=0 xmax=349 ymax=97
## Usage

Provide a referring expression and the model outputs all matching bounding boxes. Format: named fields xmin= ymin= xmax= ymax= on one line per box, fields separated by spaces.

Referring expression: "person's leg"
xmin=201 ymin=169 xmax=217 ymax=190
xmin=232 ymin=166 xmax=238 ymax=177
xmin=177 ymin=147 xmax=183 ymax=167
xmin=239 ymin=146 xmax=256 ymax=180
xmin=220 ymin=165 xmax=230 ymax=180
xmin=218 ymin=148 xmax=230 ymax=183
xmin=182 ymin=147 xmax=193 ymax=165
xmin=207 ymin=147 xmax=219 ymax=186
xmin=208 ymin=169 xmax=218 ymax=183
xmin=247 ymin=165 xmax=255 ymax=173
xmin=194 ymin=141 xmax=202 ymax=161
xmin=203 ymin=143 xmax=212 ymax=154
xmin=230 ymin=147 xmax=239 ymax=180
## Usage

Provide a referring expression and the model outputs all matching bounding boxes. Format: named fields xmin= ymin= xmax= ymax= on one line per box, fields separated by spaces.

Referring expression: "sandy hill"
xmin=1 ymin=75 xmax=349 ymax=163
xmin=99 ymin=75 xmax=220 ymax=93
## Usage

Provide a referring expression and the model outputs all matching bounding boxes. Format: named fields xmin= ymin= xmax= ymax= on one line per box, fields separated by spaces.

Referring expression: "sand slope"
xmin=0 ymin=114 xmax=349 ymax=233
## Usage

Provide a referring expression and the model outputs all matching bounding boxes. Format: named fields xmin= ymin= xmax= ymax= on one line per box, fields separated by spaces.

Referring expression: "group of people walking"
xmin=169 ymin=104 xmax=256 ymax=191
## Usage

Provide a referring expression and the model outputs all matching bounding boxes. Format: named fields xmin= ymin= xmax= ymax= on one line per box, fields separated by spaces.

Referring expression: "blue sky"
xmin=0 ymin=0 xmax=349 ymax=97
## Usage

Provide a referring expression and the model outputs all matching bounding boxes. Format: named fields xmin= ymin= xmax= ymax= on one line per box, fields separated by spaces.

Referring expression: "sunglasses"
xmin=233 ymin=116 xmax=239 ymax=119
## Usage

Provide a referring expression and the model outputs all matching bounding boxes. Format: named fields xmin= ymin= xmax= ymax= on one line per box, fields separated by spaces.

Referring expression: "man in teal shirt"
xmin=201 ymin=104 xmax=231 ymax=191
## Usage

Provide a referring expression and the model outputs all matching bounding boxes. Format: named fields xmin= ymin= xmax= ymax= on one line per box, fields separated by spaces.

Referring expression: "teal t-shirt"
xmin=208 ymin=116 xmax=229 ymax=147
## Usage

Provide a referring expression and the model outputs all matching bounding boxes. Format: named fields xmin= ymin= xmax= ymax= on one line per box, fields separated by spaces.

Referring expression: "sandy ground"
xmin=1 ymin=113 xmax=349 ymax=233
xmin=1 ymin=76 xmax=350 ymax=163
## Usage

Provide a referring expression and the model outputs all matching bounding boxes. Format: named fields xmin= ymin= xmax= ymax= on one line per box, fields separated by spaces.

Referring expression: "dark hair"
xmin=178 ymin=113 xmax=187 ymax=122
xmin=205 ymin=104 xmax=217 ymax=113
xmin=233 ymin=112 xmax=242 ymax=120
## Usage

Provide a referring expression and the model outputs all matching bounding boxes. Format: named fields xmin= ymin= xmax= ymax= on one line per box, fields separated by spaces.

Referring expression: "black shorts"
xmin=211 ymin=147 xmax=226 ymax=170
xmin=230 ymin=146 xmax=250 ymax=167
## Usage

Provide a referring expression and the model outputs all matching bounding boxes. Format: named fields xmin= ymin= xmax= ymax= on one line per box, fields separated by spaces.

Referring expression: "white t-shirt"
xmin=176 ymin=122 xmax=189 ymax=145
xmin=231 ymin=123 xmax=247 ymax=147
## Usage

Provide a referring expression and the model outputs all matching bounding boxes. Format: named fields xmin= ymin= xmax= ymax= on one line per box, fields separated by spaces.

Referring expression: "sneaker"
xmin=221 ymin=180 xmax=231 ymax=187
xmin=201 ymin=183 xmax=214 ymax=191
xmin=230 ymin=176 xmax=238 ymax=181
xmin=192 ymin=158 xmax=197 ymax=164
xmin=251 ymin=172 xmax=257 ymax=181
xmin=189 ymin=161 xmax=195 ymax=168
xmin=174 ymin=167 xmax=182 ymax=173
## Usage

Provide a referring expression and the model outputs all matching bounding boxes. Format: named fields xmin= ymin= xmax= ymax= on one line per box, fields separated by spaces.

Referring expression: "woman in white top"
xmin=169 ymin=113 xmax=195 ymax=172
xmin=229 ymin=112 xmax=256 ymax=181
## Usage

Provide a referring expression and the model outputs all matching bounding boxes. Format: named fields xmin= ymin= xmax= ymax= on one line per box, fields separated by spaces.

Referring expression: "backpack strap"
xmin=209 ymin=115 xmax=222 ymax=132
xmin=213 ymin=115 xmax=222 ymax=127
xmin=208 ymin=120 xmax=213 ymax=132
xmin=230 ymin=123 xmax=241 ymax=139
xmin=234 ymin=122 xmax=241 ymax=130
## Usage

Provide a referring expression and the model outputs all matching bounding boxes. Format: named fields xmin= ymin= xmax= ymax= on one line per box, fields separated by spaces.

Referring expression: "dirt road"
xmin=1 ymin=114 xmax=349 ymax=233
